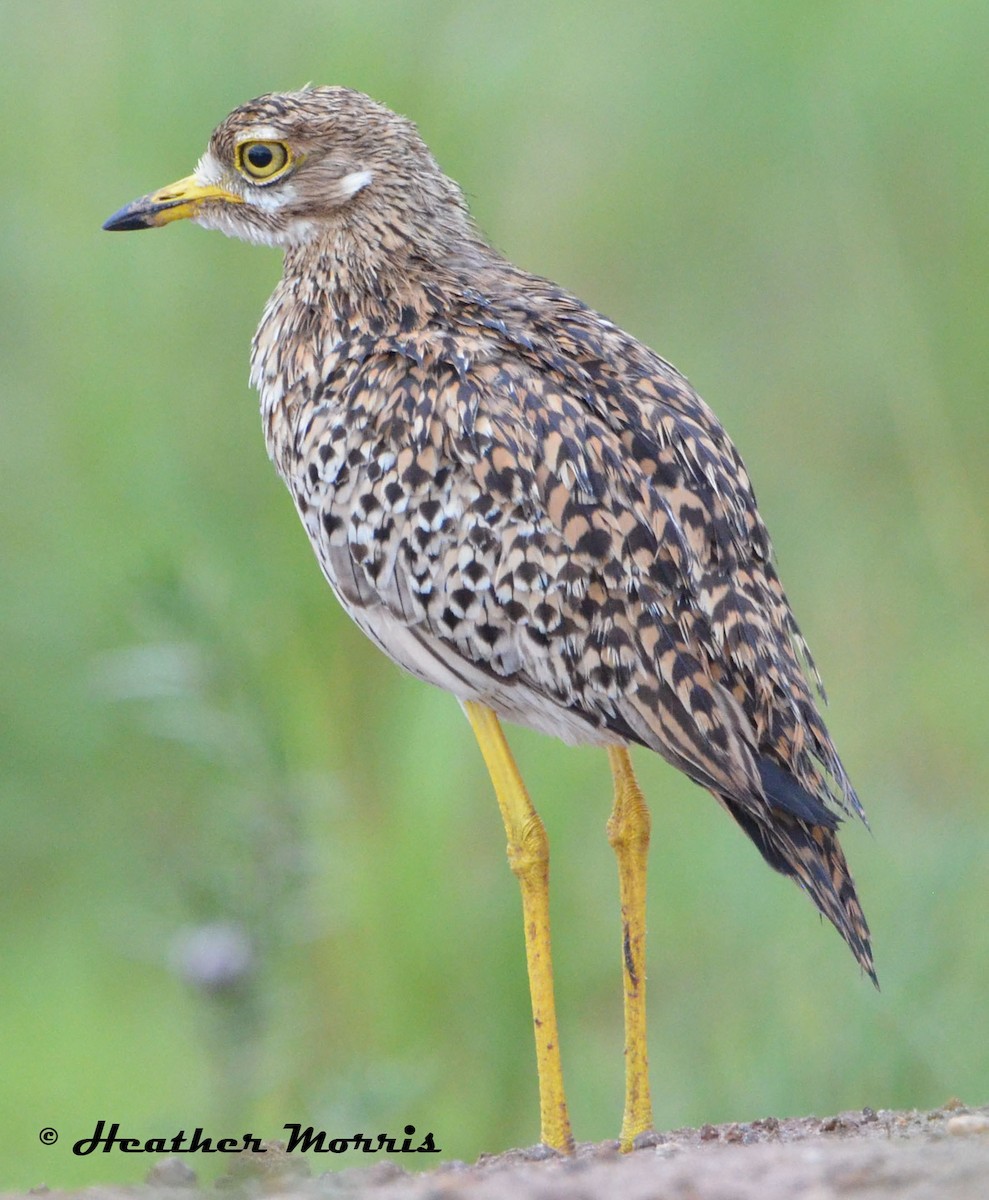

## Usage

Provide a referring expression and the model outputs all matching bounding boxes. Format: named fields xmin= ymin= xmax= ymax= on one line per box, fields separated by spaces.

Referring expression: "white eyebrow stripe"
xmin=237 ymin=125 xmax=285 ymax=143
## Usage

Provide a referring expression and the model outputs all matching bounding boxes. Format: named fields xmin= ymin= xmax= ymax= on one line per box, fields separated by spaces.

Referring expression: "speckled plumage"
xmin=109 ymin=87 xmax=875 ymax=982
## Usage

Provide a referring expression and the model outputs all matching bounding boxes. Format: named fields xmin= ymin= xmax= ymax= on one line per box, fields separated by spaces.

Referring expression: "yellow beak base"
xmin=103 ymin=175 xmax=242 ymax=231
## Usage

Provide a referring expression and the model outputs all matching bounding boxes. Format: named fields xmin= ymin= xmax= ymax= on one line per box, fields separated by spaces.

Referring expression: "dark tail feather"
xmin=723 ymin=796 xmax=878 ymax=987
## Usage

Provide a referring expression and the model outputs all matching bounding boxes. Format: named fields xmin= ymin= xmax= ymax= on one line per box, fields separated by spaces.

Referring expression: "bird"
xmin=104 ymin=86 xmax=875 ymax=1155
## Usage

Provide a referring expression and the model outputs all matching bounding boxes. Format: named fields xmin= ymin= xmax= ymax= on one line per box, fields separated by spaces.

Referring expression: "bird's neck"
xmin=279 ymin=191 xmax=499 ymax=334
xmin=252 ymin=204 xmax=499 ymax=466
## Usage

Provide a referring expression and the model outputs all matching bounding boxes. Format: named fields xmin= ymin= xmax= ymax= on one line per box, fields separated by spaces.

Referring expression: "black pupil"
xmin=247 ymin=144 xmax=274 ymax=169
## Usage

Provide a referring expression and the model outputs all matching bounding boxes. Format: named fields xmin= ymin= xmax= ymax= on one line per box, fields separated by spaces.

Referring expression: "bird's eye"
xmin=237 ymin=140 xmax=292 ymax=182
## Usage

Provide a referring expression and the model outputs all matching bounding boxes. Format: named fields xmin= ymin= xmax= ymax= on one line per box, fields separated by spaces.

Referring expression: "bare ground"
xmin=12 ymin=1103 xmax=989 ymax=1200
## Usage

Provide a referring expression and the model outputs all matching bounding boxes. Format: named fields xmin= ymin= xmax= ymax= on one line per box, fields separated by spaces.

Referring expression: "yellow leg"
xmin=462 ymin=700 xmax=574 ymax=1154
xmin=607 ymin=746 xmax=655 ymax=1151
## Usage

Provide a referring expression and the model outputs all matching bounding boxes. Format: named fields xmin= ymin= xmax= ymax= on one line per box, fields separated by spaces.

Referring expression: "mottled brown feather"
xmin=165 ymin=87 xmax=876 ymax=981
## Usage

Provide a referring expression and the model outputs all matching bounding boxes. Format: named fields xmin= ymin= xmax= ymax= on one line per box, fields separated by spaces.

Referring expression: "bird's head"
xmin=103 ymin=86 xmax=468 ymax=252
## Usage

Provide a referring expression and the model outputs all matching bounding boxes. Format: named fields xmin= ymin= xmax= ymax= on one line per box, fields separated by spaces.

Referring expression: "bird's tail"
xmin=721 ymin=794 xmax=877 ymax=986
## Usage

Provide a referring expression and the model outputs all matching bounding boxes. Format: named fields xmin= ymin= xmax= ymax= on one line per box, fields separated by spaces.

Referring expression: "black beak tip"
xmin=103 ymin=203 xmax=152 ymax=232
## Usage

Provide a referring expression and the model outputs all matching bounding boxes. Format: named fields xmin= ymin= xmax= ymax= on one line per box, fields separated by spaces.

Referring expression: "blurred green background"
xmin=2 ymin=0 xmax=987 ymax=1189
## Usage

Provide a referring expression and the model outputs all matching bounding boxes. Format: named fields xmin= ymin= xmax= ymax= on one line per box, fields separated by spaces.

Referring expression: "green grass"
xmin=2 ymin=0 xmax=987 ymax=1188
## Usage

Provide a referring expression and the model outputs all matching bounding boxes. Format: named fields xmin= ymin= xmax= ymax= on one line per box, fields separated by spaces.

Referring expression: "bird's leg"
xmin=462 ymin=700 xmax=575 ymax=1155
xmin=606 ymin=746 xmax=655 ymax=1151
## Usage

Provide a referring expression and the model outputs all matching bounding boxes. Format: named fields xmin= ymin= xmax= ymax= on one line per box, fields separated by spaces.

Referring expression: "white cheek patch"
xmin=246 ymin=181 xmax=296 ymax=212
xmin=339 ymin=169 xmax=373 ymax=199
xmin=199 ymin=206 xmax=269 ymax=244
xmin=194 ymin=151 xmax=224 ymax=186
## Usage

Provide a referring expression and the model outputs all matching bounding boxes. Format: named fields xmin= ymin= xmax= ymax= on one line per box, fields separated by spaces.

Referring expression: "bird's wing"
xmin=467 ymin=286 xmax=862 ymax=816
xmin=304 ymin=311 xmax=857 ymax=824
xmin=298 ymin=324 xmax=873 ymax=975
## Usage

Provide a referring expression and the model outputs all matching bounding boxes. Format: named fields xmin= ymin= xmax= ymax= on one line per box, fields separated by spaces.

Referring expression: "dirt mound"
xmin=11 ymin=1103 xmax=989 ymax=1200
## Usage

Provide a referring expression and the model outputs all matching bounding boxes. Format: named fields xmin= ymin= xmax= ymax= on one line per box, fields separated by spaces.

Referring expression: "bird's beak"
xmin=103 ymin=174 xmax=243 ymax=231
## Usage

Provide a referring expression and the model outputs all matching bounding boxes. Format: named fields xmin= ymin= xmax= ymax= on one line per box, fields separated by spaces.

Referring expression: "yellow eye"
xmin=237 ymin=140 xmax=291 ymax=182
